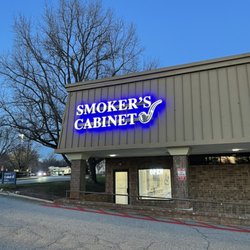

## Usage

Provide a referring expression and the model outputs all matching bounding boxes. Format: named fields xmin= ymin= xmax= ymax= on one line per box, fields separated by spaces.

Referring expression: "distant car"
xmin=37 ymin=171 xmax=47 ymax=177
xmin=29 ymin=173 xmax=36 ymax=176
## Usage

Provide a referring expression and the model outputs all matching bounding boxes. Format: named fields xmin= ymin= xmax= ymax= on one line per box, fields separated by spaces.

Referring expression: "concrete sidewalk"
xmin=44 ymin=202 xmax=250 ymax=234
xmin=54 ymin=198 xmax=250 ymax=228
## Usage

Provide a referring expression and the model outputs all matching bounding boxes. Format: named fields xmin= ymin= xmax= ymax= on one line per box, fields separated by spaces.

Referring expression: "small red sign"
xmin=177 ymin=167 xmax=186 ymax=181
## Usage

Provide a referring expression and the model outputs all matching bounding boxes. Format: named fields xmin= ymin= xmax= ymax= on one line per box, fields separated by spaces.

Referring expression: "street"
xmin=0 ymin=195 xmax=249 ymax=250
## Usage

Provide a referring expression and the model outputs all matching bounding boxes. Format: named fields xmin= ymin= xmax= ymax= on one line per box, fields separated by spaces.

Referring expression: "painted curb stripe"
xmin=42 ymin=203 xmax=250 ymax=233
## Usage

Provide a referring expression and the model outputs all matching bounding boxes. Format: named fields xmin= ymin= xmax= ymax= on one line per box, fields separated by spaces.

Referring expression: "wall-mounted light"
xmin=109 ymin=154 xmax=117 ymax=157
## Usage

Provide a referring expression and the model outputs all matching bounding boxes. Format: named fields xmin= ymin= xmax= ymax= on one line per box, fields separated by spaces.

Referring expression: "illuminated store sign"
xmin=74 ymin=95 xmax=164 ymax=131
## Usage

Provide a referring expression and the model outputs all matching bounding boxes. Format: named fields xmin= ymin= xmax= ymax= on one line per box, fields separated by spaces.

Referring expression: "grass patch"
xmin=0 ymin=176 xmax=105 ymax=201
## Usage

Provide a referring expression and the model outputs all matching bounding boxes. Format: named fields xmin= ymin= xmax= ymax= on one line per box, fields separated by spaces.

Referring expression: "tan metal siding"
xmin=58 ymin=95 xmax=70 ymax=150
xmin=127 ymin=82 xmax=136 ymax=145
xmin=119 ymin=84 xmax=128 ymax=145
xmin=65 ymin=92 xmax=75 ymax=149
xmin=97 ymin=87 xmax=108 ymax=148
xmin=72 ymin=90 xmax=82 ymax=149
xmin=208 ymin=70 xmax=221 ymax=140
xmin=91 ymin=87 xmax=102 ymax=147
xmin=134 ymin=81 xmax=143 ymax=145
xmin=227 ymin=67 xmax=243 ymax=139
xmin=142 ymin=80 xmax=151 ymax=144
xmin=238 ymin=65 xmax=250 ymax=137
xmin=148 ymin=79 xmax=159 ymax=145
xmin=191 ymin=72 xmax=203 ymax=141
xmin=218 ymin=68 xmax=231 ymax=139
xmin=57 ymin=58 xmax=250 ymax=153
xmin=174 ymin=75 xmax=184 ymax=142
xmin=200 ymin=71 xmax=213 ymax=141
xmin=183 ymin=74 xmax=193 ymax=142
xmin=158 ymin=78 xmax=167 ymax=144
xmin=166 ymin=76 xmax=175 ymax=143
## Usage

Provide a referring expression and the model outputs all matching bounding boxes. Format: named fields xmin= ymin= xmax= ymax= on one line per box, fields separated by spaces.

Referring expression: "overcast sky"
xmin=1 ymin=0 xmax=250 ymax=68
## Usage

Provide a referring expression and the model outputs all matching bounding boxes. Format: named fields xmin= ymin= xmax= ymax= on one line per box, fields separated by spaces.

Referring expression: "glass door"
xmin=115 ymin=171 xmax=128 ymax=204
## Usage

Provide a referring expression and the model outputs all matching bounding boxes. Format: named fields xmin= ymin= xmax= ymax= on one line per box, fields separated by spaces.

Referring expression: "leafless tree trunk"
xmin=0 ymin=126 xmax=15 ymax=159
xmin=0 ymin=124 xmax=15 ymax=171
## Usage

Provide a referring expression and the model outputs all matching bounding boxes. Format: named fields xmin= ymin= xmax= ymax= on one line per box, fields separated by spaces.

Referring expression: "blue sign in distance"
xmin=2 ymin=172 xmax=16 ymax=184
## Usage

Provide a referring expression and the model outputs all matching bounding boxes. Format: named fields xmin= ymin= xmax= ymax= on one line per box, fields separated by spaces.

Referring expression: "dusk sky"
xmin=1 ymin=0 xmax=250 ymax=158
xmin=1 ymin=0 xmax=250 ymax=68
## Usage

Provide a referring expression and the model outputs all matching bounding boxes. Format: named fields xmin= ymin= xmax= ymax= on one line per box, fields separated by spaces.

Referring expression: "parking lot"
xmin=0 ymin=195 xmax=250 ymax=250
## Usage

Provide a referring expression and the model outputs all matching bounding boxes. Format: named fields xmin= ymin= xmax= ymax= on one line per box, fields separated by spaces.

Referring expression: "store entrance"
xmin=114 ymin=171 xmax=128 ymax=205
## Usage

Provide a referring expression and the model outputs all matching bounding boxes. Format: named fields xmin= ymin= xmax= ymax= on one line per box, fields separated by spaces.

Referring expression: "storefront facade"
xmin=56 ymin=53 xmax=250 ymax=207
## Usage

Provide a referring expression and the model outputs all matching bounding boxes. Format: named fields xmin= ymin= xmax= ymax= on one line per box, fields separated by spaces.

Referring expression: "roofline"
xmin=66 ymin=52 xmax=250 ymax=92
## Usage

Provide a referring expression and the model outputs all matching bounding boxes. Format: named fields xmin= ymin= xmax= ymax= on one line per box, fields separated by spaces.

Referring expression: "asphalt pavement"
xmin=0 ymin=194 xmax=249 ymax=250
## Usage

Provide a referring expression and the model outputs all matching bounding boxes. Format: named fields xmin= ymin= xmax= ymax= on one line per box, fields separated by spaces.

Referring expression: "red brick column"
xmin=168 ymin=148 xmax=189 ymax=208
xmin=70 ymin=159 xmax=87 ymax=199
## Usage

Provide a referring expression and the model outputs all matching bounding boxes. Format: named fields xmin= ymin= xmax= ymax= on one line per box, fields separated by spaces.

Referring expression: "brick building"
xmin=56 ymin=53 xmax=250 ymax=208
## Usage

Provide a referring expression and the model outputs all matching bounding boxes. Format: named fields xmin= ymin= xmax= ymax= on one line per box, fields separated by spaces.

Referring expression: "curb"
xmin=0 ymin=191 xmax=54 ymax=204
xmin=44 ymin=202 xmax=250 ymax=234
xmin=55 ymin=199 xmax=250 ymax=227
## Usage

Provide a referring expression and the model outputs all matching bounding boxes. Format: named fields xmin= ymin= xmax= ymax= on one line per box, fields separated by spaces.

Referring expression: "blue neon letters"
xmin=74 ymin=95 xmax=163 ymax=131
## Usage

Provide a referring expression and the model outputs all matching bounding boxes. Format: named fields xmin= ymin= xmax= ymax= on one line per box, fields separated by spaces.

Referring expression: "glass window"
xmin=138 ymin=169 xmax=172 ymax=200
xmin=189 ymin=154 xmax=250 ymax=165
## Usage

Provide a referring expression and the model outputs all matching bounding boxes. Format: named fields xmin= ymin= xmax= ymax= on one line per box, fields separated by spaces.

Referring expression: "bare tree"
xmin=0 ymin=0 xmax=157 ymax=169
xmin=0 ymin=126 xmax=15 ymax=171
xmin=0 ymin=127 xmax=15 ymax=159
xmin=41 ymin=153 xmax=67 ymax=168
xmin=8 ymin=141 xmax=39 ymax=172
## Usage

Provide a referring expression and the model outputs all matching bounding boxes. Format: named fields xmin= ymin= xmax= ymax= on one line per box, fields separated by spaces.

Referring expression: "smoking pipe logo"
xmin=74 ymin=95 xmax=164 ymax=131
xmin=138 ymin=99 xmax=163 ymax=124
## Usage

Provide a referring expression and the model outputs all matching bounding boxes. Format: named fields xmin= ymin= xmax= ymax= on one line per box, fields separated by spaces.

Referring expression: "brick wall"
xmin=106 ymin=157 xmax=250 ymax=207
xmin=70 ymin=159 xmax=87 ymax=199
xmin=172 ymin=155 xmax=188 ymax=199
xmin=189 ymin=164 xmax=250 ymax=203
